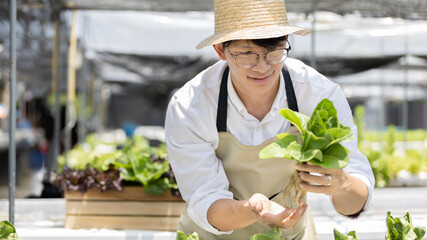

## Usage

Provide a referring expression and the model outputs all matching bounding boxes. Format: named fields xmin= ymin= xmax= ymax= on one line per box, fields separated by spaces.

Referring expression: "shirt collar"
xmin=271 ymin=72 xmax=286 ymax=115
xmin=227 ymin=70 xmax=286 ymax=118
xmin=227 ymin=73 xmax=247 ymax=116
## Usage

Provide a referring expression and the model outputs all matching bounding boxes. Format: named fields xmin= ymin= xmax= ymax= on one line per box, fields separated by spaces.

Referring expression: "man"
xmin=165 ymin=0 xmax=375 ymax=239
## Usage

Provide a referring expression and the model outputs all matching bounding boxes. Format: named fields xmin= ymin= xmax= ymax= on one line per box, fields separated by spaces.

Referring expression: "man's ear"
xmin=213 ymin=44 xmax=227 ymax=60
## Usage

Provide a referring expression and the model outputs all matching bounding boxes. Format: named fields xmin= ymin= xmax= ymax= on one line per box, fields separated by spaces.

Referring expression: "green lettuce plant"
xmin=54 ymin=134 xmax=178 ymax=195
xmin=114 ymin=137 xmax=177 ymax=195
xmin=250 ymin=227 xmax=282 ymax=240
xmin=177 ymin=230 xmax=199 ymax=240
xmin=386 ymin=212 xmax=426 ymax=240
xmin=0 ymin=220 xmax=19 ymax=240
xmin=259 ymin=98 xmax=354 ymax=207
xmin=334 ymin=228 xmax=358 ymax=240
xmin=259 ymin=98 xmax=354 ymax=168
xmin=332 ymin=212 xmax=426 ymax=240
xmin=354 ymin=105 xmax=427 ymax=187
xmin=359 ymin=125 xmax=427 ymax=188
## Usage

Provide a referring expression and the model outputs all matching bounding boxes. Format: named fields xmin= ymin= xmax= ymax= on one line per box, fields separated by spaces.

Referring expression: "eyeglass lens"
xmin=235 ymin=49 xmax=288 ymax=69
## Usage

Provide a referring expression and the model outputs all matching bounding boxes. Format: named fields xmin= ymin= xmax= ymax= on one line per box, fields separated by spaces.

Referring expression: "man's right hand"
xmin=247 ymin=193 xmax=307 ymax=229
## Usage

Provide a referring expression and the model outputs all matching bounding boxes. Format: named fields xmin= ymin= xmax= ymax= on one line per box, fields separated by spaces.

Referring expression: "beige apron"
xmin=177 ymin=67 xmax=318 ymax=239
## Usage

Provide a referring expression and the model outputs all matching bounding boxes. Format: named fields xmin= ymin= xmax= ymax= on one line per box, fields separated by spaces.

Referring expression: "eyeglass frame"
xmin=225 ymin=40 xmax=292 ymax=69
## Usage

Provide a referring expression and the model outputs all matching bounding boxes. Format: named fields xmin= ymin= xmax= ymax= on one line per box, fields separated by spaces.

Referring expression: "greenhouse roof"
xmin=50 ymin=0 xmax=214 ymax=12
xmin=47 ymin=0 xmax=427 ymax=20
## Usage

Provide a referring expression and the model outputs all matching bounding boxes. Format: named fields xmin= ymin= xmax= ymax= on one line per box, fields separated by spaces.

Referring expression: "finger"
xmin=259 ymin=206 xmax=293 ymax=224
xmin=280 ymin=203 xmax=308 ymax=228
xmin=295 ymin=162 xmax=333 ymax=175
xmin=299 ymin=182 xmax=333 ymax=195
xmin=259 ymin=205 xmax=294 ymax=227
xmin=255 ymin=203 xmax=263 ymax=212
xmin=275 ymin=207 xmax=294 ymax=220
xmin=287 ymin=203 xmax=308 ymax=228
xmin=299 ymin=172 xmax=333 ymax=186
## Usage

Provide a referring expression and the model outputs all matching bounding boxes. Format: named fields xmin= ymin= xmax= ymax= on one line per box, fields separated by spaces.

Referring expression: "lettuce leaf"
xmin=334 ymin=228 xmax=358 ymax=240
xmin=259 ymin=98 xmax=353 ymax=169
xmin=53 ymin=134 xmax=178 ymax=195
xmin=386 ymin=212 xmax=426 ymax=240
xmin=250 ymin=227 xmax=282 ymax=240
xmin=279 ymin=109 xmax=309 ymax=134
xmin=259 ymin=134 xmax=298 ymax=159
xmin=177 ymin=231 xmax=199 ymax=240
xmin=0 ymin=220 xmax=19 ymax=240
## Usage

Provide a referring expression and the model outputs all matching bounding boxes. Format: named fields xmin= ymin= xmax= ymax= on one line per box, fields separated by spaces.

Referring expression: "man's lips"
xmin=249 ymin=75 xmax=271 ymax=83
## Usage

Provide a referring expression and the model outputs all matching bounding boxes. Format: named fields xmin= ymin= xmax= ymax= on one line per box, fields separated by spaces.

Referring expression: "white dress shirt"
xmin=165 ymin=58 xmax=375 ymax=235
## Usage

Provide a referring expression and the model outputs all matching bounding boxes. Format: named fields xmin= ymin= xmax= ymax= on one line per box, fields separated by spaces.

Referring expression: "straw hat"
xmin=196 ymin=0 xmax=310 ymax=49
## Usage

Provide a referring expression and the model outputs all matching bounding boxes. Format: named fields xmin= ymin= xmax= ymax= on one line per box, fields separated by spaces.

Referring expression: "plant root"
xmin=282 ymin=171 xmax=306 ymax=209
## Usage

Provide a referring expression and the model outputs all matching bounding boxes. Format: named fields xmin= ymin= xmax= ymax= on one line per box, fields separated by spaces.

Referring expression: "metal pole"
xmin=64 ymin=32 xmax=71 ymax=165
xmin=78 ymin=55 xmax=88 ymax=144
xmin=379 ymin=37 xmax=386 ymax=129
xmin=425 ymin=88 xmax=427 ymax=129
xmin=402 ymin=28 xmax=409 ymax=144
xmin=47 ymin=16 xmax=63 ymax=181
xmin=95 ymin=78 xmax=102 ymax=133
xmin=424 ymin=90 xmax=427 ymax=129
xmin=19 ymin=84 xmax=25 ymax=121
xmin=8 ymin=0 xmax=17 ymax=225
xmin=310 ymin=11 xmax=317 ymax=69
xmin=78 ymin=13 xmax=88 ymax=144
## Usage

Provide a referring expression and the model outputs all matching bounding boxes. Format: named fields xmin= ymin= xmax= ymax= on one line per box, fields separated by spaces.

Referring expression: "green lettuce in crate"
xmin=0 ymin=220 xmax=19 ymax=240
xmin=386 ymin=212 xmax=426 ymax=240
xmin=113 ymin=135 xmax=177 ymax=195
xmin=53 ymin=134 xmax=178 ymax=195
xmin=259 ymin=98 xmax=354 ymax=208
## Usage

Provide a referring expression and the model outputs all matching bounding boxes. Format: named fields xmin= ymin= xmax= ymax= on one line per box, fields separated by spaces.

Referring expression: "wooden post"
xmin=68 ymin=11 xmax=78 ymax=104
xmin=65 ymin=10 xmax=78 ymax=164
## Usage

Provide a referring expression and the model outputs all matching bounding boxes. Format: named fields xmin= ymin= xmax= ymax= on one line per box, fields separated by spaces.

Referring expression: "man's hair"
xmin=222 ymin=35 xmax=288 ymax=50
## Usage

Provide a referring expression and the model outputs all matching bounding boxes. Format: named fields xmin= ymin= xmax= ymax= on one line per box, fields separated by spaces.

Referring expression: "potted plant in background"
xmin=52 ymin=132 xmax=184 ymax=231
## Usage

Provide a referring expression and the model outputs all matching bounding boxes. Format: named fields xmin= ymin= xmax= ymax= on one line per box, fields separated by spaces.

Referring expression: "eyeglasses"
xmin=225 ymin=41 xmax=291 ymax=69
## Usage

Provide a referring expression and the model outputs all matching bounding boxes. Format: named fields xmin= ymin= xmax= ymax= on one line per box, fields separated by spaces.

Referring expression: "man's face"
xmin=213 ymin=40 xmax=285 ymax=99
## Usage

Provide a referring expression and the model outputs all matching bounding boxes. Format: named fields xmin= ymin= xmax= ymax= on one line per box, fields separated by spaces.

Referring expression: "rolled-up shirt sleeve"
xmin=328 ymin=85 xmax=375 ymax=216
xmin=165 ymin=91 xmax=233 ymax=235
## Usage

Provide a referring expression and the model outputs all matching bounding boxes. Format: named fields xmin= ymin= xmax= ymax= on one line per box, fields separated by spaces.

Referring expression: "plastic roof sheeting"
xmin=287 ymin=0 xmax=427 ymax=20
xmin=76 ymin=11 xmax=427 ymax=58
xmin=52 ymin=0 xmax=213 ymax=12
xmin=333 ymin=55 xmax=427 ymax=101
xmin=52 ymin=0 xmax=427 ymax=20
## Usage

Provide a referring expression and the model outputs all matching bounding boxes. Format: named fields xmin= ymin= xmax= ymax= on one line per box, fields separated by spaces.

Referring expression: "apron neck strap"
xmin=282 ymin=67 xmax=299 ymax=113
xmin=216 ymin=66 xmax=298 ymax=132
xmin=216 ymin=67 xmax=229 ymax=132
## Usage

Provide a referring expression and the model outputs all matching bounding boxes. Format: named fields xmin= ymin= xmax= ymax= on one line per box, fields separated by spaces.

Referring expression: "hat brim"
xmin=196 ymin=25 xmax=310 ymax=49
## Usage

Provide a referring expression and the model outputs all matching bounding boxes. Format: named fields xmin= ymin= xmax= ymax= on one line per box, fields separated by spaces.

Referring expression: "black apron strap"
xmin=282 ymin=68 xmax=299 ymax=112
xmin=216 ymin=67 xmax=229 ymax=132
xmin=216 ymin=66 xmax=299 ymax=132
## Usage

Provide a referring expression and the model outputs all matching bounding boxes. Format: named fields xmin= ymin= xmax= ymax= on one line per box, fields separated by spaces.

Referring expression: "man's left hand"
xmin=294 ymin=162 xmax=351 ymax=197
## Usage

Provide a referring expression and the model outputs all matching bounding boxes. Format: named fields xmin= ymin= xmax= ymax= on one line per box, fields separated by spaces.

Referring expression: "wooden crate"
xmin=65 ymin=186 xmax=185 ymax=231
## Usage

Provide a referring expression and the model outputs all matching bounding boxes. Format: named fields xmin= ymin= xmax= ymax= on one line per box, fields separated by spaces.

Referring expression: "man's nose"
xmin=251 ymin=55 xmax=271 ymax=72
